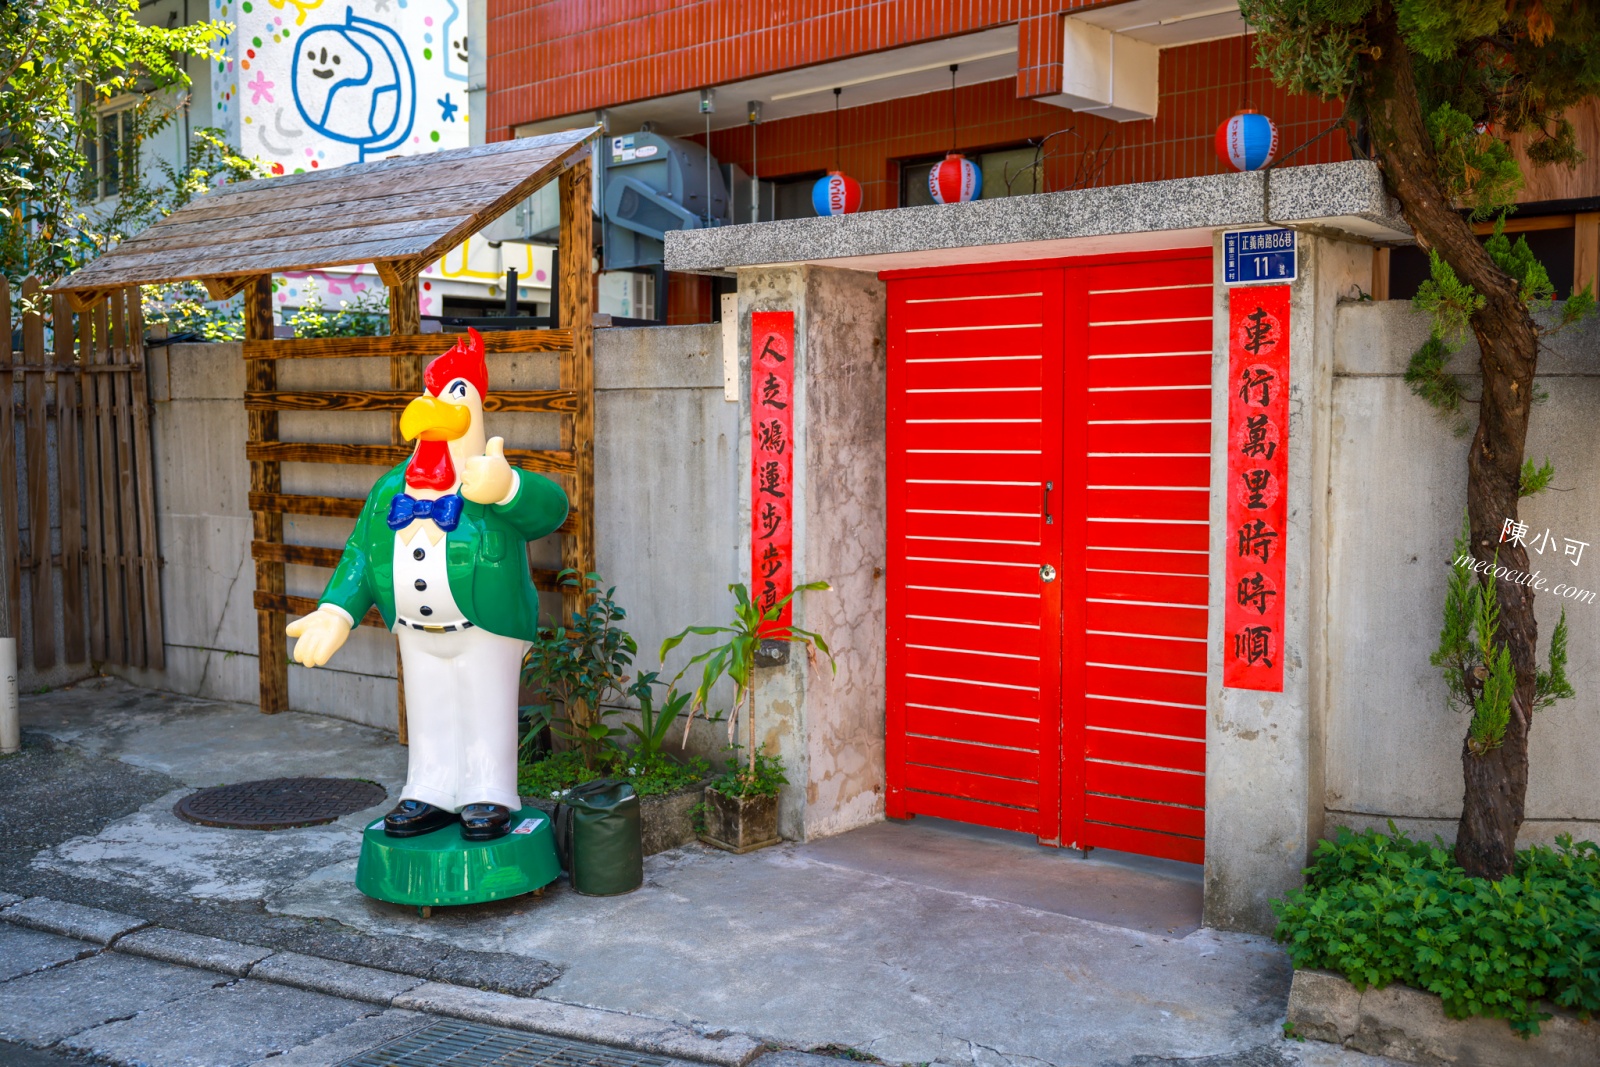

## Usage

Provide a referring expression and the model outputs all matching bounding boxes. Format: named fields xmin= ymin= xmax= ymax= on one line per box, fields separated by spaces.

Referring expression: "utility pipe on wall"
xmin=0 ymin=638 xmax=17 ymax=754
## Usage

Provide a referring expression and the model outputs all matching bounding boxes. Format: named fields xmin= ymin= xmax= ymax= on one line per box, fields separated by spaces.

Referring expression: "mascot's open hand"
xmin=462 ymin=435 xmax=514 ymax=505
xmin=285 ymin=605 xmax=352 ymax=668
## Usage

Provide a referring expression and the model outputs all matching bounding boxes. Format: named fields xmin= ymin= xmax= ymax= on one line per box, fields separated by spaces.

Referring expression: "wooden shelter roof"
xmin=52 ymin=128 xmax=598 ymax=306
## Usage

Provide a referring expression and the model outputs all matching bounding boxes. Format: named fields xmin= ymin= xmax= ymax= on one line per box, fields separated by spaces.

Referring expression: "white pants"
xmin=395 ymin=626 xmax=531 ymax=812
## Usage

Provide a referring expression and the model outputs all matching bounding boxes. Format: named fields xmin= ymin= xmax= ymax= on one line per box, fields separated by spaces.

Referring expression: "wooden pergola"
xmin=52 ymin=129 xmax=599 ymax=733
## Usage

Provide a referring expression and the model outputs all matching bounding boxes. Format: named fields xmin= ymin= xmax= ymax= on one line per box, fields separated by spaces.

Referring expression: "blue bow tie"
xmin=387 ymin=493 xmax=463 ymax=533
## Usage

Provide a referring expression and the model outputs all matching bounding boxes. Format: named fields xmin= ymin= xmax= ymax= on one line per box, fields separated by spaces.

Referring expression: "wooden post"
xmin=1575 ymin=212 xmax=1599 ymax=298
xmin=127 ymin=292 xmax=164 ymax=670
xmin=53 ymin=293 xmax=86 ymax=665
xmin=387 ymin=272 xmax=421 ymax=745
xmin=558 ymin=156 xmax=595 ymax=624
xmin=1371 ymin=247 xmax=1391 ymax=302
xmin=0 ymin=285 xmax=19 ymax=642
xmin=82 ymin=303 xmax=111 ymax=662
xmin=109 ymin=291 xmax=146 ymax=667
xmin=246 ymin=278 xmax=287 ymax=712
xmin=21 ymin=279 xmax=55 ymax=668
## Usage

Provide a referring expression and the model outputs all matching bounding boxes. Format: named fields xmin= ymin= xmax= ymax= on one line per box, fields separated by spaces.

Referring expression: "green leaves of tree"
xmin=2 ymin=0 xmax=247 ymax=283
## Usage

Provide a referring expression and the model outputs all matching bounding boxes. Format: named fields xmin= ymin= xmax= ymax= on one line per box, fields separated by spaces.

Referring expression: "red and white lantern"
xmin=928 ymin=152 xmax=982 ymax=204
xmin=811 ymin=170 xmax=863 ymax=216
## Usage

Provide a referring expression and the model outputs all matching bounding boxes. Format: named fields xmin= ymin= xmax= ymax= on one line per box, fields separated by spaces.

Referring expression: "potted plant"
xmin=661 ymin=581 xmax=834 ymax=853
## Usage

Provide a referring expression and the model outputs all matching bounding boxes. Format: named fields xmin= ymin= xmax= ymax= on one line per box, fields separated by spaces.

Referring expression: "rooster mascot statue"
xmin=285 ymin=327 xmax=567 ymax=844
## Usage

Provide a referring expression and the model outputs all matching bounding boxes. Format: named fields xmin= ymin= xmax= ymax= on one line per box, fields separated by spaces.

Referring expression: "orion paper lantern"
xmin=812 ymin=170 xmax=863 ymax=216
xmin=928 ymin=153 xmax=982 ymax=204
xmin=1215 ymin=109 xmax=1280 ymax=172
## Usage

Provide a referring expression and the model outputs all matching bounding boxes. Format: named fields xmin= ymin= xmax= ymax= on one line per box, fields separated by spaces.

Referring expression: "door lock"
xmin=1039 ymin=564 xmax=1057 ymax=583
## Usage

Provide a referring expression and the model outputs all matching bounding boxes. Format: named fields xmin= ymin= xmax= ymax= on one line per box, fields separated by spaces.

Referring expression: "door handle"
xmin=1040 ymin=564 xmax=1057 ymax=583
xmin=1042 ymin=480 xmax=1054 ymax=525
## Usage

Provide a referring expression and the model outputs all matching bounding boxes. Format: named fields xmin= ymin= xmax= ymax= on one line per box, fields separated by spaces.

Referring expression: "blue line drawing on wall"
xmin=291 ymin=6 xmax=416 ymax=160
xmin=442 ymin=0 xmax=467 ymax=83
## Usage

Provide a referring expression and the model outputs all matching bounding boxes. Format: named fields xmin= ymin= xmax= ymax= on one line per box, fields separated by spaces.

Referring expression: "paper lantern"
xmin=812 ymin=171 xmax=863 ymax=216
xmin=1215 ymin=109 xmax=1280 ymax=172
xmin=928 ymin=152 xmax=982 ymax=204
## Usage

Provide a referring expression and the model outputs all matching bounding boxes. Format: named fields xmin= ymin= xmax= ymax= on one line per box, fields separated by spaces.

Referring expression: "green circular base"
xmin=355 ymin=806 xmax=560 ymax=908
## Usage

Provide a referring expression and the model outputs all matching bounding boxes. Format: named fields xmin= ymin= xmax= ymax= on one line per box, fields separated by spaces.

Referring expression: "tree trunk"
xmin=1357 ymin=12 xmax=1540 ymax=879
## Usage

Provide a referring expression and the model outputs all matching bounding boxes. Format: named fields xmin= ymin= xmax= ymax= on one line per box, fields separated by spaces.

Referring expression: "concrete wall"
xmin=736 ymin=266 xmax=890 ymax=841
xmin=117 ymin=325 xmax=740 ymax=744
xmin=1322 ymin=301 xmax=1600 ymax=847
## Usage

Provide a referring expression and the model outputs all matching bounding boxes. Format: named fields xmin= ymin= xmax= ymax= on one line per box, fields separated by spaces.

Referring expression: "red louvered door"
xmin=886 ymin=249 xmax=1212 ymax=864
xmin=885 ymin=267 xmax=1066 ymax=840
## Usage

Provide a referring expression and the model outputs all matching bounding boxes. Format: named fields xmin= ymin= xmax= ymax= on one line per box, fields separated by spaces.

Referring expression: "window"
xmin=900 ymin=145 xmax=1043 ymax=208
xmin=772 ymin=173 xmax=825 ymax=221
xmin=87 ymin=104 xmax=138 ymax=201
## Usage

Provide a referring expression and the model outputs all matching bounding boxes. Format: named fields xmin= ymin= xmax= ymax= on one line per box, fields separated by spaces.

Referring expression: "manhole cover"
xmin=174 ymin=777 xmax=386 ymax=830
xmin=338 ymin=1019 xmax=672 ymax=1067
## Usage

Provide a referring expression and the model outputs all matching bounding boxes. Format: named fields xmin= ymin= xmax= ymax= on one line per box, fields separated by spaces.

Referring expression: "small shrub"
xmin=1272 ymin=825 xmax=1600 ymax=1035
xmin=517 ymin=747 xmax=708 ymax=800
xmin=709 ymin=747 xmax=787 ymax=798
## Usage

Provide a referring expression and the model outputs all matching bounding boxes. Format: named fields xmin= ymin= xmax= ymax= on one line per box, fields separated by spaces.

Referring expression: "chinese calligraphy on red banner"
xmin=750 ymin=311 xmax=795 ymax=633
xmin=1224 ymin=285 xmax=1290 ymax=691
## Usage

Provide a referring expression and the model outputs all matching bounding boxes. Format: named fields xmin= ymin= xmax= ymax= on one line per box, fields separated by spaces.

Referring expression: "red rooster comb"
xmin=424 ymin=327 xmax=489 ymax=400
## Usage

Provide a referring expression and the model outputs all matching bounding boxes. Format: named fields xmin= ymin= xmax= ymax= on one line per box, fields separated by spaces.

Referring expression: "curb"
xmin=0 ymin=896 xmax=766 ymax=1067
xmin=1288 ymin=968 xmax=1600 ymax=1067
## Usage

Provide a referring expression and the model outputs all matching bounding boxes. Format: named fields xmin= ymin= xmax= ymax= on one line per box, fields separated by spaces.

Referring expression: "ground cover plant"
xmin=1273 ymin=824 xmax=1600 ymax=1035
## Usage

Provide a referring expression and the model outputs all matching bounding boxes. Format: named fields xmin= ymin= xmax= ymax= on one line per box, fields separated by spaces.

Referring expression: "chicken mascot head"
xmin=286 ymin=328 xmax=568 ymax=840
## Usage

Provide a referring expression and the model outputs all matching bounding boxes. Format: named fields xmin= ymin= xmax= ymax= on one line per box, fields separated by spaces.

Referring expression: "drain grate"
xmin=337 ymin=1019 xmax=674 ymax=1067
xmin=173 ymin=777 xmax=387 ymax=830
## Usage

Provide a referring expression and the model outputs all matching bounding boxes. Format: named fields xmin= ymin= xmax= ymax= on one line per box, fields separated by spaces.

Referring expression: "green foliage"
xmin=517 ymin=746 xmax=709 ymax=800
xmin=1426 ymin=103 xmax=1523 ymax=217
xmin=286 ymin=279 xmax=390 ymax=338
xmin=1414 ymin=250 xmax=1486 ymax=342
xmin=1519 ymin=457 xmax=1554 ymax=497
xmin=615 ymin=672 xmax=693 ymax=763
xmin=1432 ymin=515 xmax=1574 ymax=753
xmin=1483 ymin=220 xmax=1554 ymax=306
xmin=1237 ymin=0 xmax=1374 ymax=100
xmin=709 ymin=746 xmax=788 ymax=799
xmin=1272 ymin=825 xmax=1600 ymax=1035
xmin=1402 ymin=335 xmax=1468 ymax=434
xmin=660 ymin=581 xmax=836 ymax=777
xmin=521 ymin=571 xmax=640 ymax=768
xmin=1 ymin=1 xmax=254 ymax=283
xmin=141 ymin=280 xmax=248 ymax=342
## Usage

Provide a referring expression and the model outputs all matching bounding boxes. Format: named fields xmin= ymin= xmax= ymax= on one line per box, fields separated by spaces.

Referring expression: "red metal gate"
xmin=885 ymin=249 xmax=1212 ymax=864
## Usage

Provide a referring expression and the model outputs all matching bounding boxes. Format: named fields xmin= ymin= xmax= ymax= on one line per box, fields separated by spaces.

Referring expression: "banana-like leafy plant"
xmin=661 ymin=581 xmax=835 ymax=780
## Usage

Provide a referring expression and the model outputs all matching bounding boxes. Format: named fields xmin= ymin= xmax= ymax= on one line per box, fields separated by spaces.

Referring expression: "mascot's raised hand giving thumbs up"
xmin=285 ymin=328 xmax=568 ymax=841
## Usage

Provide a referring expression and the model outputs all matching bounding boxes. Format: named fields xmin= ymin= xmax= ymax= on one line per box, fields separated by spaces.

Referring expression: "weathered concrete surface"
xmin=116 ymin=926 xmax=274 ymax=976
xmin=249 ymin=949 xmax=426 ymax=1004
xmin=58 ymin=978 xmax=378 ymax=1065
xmin=0 ymin=925 xmax=97 ymax=981
xmin=238 ymin=1010 xmax=430 ymax=1067
xmin=734 ymin=265 xmax=888 ymax=842
xmin=1323 ymin=302 xmax=1600 ymax=846
xmin=13 ymin=679 xmax=1404 ymax=1067
xmin=1288 ymin=968 xmax=1599 ymax=1066
xmin=1204 ymin=236 xmax=1373 ymax=936
xmin=2 ymin=897 xmax=148 ymax=945
xmin=0 ymin=952 xmax=221 ymax=1045
xmin=667 ymin=161 xmax=1408 ymax=274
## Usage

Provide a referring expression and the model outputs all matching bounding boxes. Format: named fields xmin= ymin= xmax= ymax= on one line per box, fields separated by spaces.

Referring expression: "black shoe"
xmin=383 ymin=800 xmax=457 ymax=837
xmin=460 ymin=803 xmax=511 ymax=841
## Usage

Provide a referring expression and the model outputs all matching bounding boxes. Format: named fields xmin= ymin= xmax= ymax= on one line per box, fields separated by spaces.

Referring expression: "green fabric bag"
xmin=555 ymin=779 xmax=643 ymax=896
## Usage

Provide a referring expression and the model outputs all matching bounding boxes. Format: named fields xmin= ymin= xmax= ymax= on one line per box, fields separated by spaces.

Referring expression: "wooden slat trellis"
xmin=0 ymin=280 xmax=163 ymax=670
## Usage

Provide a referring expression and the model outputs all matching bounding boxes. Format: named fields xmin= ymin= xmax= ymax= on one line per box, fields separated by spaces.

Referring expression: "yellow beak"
xmin=400 ymin=395 xmax=472 ymax=442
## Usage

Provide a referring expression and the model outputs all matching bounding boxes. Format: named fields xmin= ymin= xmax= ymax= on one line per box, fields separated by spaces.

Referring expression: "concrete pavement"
xmin=3 ymin=678 xmax=1409 ymax=1067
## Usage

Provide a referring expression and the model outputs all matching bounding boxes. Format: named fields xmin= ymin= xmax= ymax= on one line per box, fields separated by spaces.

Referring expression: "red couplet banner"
xmin=750 ymin=310 xmax=795 ymax=632
xmin=1223 ymin=285 xmax=1290 ymax=691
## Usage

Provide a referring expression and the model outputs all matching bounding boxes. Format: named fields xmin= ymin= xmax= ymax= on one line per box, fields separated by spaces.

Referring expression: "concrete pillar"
xmin=1203 ymin=233 xmax=1371 ymax=932
xmin=736 ymin=265 xmax=889 ymax=841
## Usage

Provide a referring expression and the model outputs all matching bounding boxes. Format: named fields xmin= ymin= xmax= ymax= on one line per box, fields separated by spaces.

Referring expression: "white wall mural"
xmin=208 ymin=0 xmax=549 ymax=317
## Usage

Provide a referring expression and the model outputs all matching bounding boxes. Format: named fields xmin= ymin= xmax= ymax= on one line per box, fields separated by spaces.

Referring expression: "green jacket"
xmin=318 ymin=462 xmax=568 ymax=642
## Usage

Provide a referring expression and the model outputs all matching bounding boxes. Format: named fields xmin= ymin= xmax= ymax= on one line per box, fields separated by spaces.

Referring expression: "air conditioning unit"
xmin=601 ymin=131 xmax=730 ymax=270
